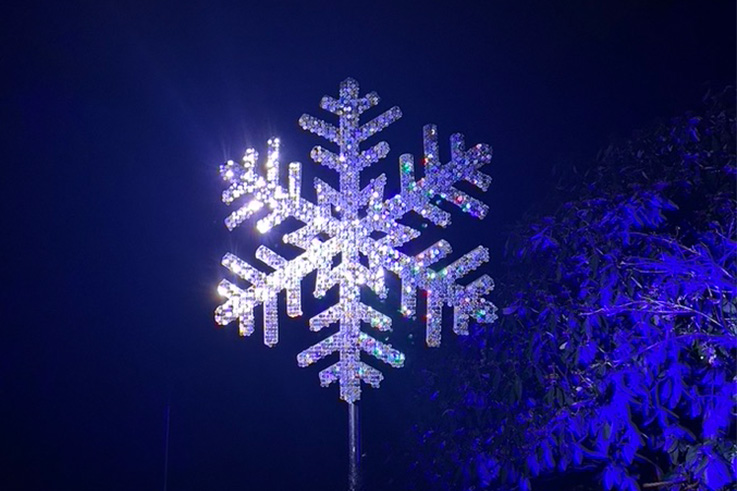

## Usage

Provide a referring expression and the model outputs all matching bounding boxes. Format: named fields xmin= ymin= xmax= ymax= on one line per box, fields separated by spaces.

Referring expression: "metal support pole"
xmin=348 ymin=402 xmax=360 ymax=491
xmin=163 ymin=403 xmax=170 ymax=491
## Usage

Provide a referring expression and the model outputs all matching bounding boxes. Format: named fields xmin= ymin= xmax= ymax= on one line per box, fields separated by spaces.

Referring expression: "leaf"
xmin=578 ymin=340 xmax=597 ymax=365
xmin=621 ymin=435 xmax=638 ymax=465
xmin=502 ymin=305 xmax=517 ymax=315
xmin=555 ymin=388 xmax=564 ymax=406
xmin=702 ymin=455 xmax=731 ymax=491
xmin=620 ymin=474 xmax=639 ymax=491
xmin=660 ymin=378 xmax=673 ymax=403
xmin=703 ymin=399 xmax=732 ymax=439
xmin=603 ymin=421 xmax=612 ymax=441
xmin=573 ymin=444 xmax=583 ymax=465
xmin=541 ymin=440 xmax=555 ymax=468
xmin=558 ymin=452 xmax=570 ymax=471
xmin=492 ymin=369 xmax=501 ymax=391
xmin=603 ymin=464 xmax=621 ymax=490
xmin=668 ymin=445 xmax=680 ymax=465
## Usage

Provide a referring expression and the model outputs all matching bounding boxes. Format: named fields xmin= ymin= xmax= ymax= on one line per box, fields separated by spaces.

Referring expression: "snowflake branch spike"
xmin=215 ymin=78 xmax=498 ymax=403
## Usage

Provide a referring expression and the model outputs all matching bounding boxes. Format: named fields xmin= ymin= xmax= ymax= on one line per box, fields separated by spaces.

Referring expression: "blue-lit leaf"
xmin=603 ymin=465 xmax=622 ymax=490
xmin=702 ymin=455 xmax=731 ymax=491
xmin=542 ymin=440 xmax=554 ymax=468
xmin=620 ymin=474 xmax=639 ymax=491
xmin=558 ymin=452 xmax=570 ymax=471
xmin=621 ymin=436 xmax=638 ymax=465
xmin=477 ymin=454 xmax=496 ymax=486
xmin=703 ymin=401 xmax=731 ymax=439
xmin=573 ymin=444 xmax=583 ymax=465
xmin=578 ymin=340 xmax=597 ymax=365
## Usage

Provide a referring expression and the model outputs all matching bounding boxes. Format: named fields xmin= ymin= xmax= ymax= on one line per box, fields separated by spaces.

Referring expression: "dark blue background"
xmin=2 ymin=1 xmax=734 ymax=490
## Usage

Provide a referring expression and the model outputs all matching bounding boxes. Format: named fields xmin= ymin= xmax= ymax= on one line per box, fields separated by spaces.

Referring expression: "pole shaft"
xmin=163 ymin=404 xmax=170 ymax=491
xmin=348 ymin=402 xmax=360 ymax=491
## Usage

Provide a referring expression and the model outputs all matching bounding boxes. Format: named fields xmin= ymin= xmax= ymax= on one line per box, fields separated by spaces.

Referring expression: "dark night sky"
xmin=1 ymin=1 xmax=734 ymax=490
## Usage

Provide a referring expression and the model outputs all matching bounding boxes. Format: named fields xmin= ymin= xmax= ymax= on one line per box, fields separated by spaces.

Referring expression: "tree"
xmin=414 ymin=89 xmax=736 ymax=491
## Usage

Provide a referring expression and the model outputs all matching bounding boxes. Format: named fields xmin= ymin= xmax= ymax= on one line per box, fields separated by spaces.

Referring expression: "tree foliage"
xmin=414 ymin=89 xmax=736 ymax=491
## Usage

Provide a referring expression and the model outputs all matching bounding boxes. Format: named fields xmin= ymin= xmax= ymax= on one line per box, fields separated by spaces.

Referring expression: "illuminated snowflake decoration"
xmin=215 ymin=78 xmax=497 ymax=403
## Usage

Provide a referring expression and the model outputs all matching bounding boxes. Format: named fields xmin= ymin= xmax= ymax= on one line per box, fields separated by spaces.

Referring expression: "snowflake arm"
xmin=357 ymin=125 xmax=496 ymax=345
xmin=215 ymin=139 xmax=331 ymax=345
xmin=215 ymin=240 xmax=329 ymax=346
